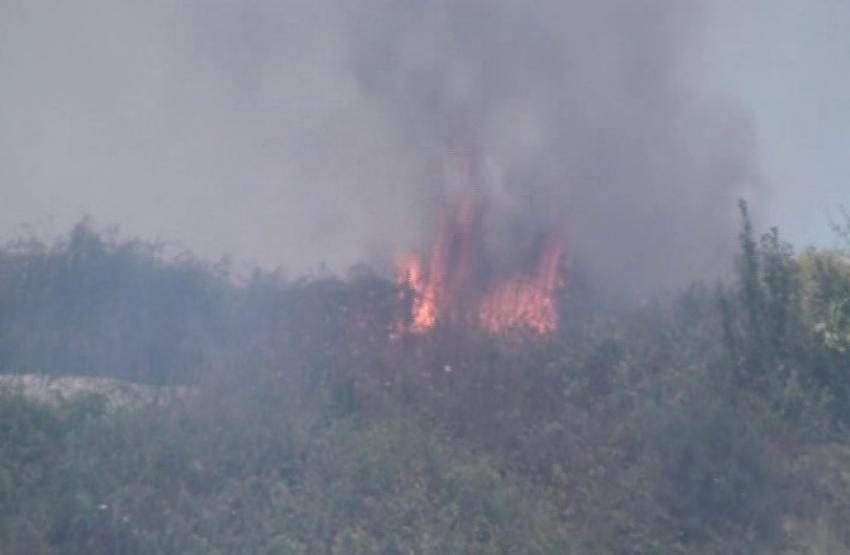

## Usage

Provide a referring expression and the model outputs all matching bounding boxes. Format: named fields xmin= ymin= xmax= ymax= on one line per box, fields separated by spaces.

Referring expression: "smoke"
xmin=1 ymin=0 xmax=758 ymax=298
xmin=331 ymin=0 xmax=759 ymax=298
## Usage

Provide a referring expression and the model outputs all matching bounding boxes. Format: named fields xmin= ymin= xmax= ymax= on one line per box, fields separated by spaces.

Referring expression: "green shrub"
xmin=722 ymin=202 xmax=850 ymax=432
xmin=650 ymin=399 xmax=781 ymax=547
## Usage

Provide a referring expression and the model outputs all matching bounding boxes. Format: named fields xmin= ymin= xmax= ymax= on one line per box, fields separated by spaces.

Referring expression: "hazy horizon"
xmin=2 ymin=1 xmax=848 ymax=289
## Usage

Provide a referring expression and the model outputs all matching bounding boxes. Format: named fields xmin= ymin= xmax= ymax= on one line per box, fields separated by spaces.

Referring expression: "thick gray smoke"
xmin=1 ymin=0 xmax=757 ymax=298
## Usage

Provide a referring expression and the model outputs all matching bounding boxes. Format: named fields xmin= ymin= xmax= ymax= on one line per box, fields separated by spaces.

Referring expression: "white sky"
xmin=1 ymin=1 xmax=848 ymax=269
xmin=706 ymin=0 xmax=850 ymax=246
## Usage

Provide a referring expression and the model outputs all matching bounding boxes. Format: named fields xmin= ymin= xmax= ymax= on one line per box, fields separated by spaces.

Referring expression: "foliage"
xmin=0 ymin=389 xmax=578 ymax=554
xmin=0 ymin=216 xmax=849 ymax=552
xmin=722 ymin=202 xmax=850 ymax=432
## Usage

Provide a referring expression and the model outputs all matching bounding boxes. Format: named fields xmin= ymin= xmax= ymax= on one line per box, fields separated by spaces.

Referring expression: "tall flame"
xmin=396 ymin=189 xmax=478 ymax=333
xmin=395 ymin=191 xmax=565 ymax=337
xmin=478 ymin=234 xmax=564 ymax=334
xmin=397 ymin=252 xmax=438 ymax=332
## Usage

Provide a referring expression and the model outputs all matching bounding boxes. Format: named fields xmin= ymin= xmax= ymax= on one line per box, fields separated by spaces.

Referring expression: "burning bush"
xmin=394 ymin=191 xmax=565 ymax=338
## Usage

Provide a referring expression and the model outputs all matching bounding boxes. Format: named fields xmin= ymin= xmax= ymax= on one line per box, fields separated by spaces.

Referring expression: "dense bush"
xmin=0 ymin=213 xmax=849 ymax=553
xmin=0 ymin=222 xmax=237 ymax=383
xmin=0 ymin=389 xmax=580 ymax=554
xmin=721 ymin=202 xmax=850 ymax=432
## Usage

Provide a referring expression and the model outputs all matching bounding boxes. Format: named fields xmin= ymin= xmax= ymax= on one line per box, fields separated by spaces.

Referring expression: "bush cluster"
xmin=1 ymin=211 xmax=849 ymax=553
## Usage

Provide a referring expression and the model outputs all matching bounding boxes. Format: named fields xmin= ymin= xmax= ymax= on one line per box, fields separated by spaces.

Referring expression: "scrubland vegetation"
xmin=2 ymin=205 xmax=850 ymax=553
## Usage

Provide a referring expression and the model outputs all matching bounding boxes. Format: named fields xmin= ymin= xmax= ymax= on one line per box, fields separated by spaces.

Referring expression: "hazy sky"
xmin=1 ymin=1 xmax=848 ymax=279
xmin=707 ymin=0 xmax=850 ymax=245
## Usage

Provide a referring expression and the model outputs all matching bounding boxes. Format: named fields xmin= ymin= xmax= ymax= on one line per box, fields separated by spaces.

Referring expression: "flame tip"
xmin=393 ymin=194 xmax=565 ymax=338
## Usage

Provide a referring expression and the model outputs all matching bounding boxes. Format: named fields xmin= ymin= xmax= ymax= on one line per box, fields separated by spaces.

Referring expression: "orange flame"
xmin=395 ymin=194 xmax=564 ymax=337
xmin=478 ymin=235 xmax=564 ymax=334
xmin=395 ymin=191 xmax=473 ymax=333
xmin=397 ymin=252 xmax=439 ymax=332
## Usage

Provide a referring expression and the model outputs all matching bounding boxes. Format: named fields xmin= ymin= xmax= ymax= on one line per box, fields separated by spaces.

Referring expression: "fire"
xmin=396 ymin=253 xmax=438 ymax=332
xmin=479 ymin=235 xmax=564 ymax=334
xmin=394 ymin=192 xmax=565 ymax=337
xmin=395 ymin=190 xmax=478 ymax=333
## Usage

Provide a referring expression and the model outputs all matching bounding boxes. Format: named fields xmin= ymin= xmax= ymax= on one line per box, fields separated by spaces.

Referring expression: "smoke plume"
xmin=1 ymin=0 xmax=758 ymax=298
